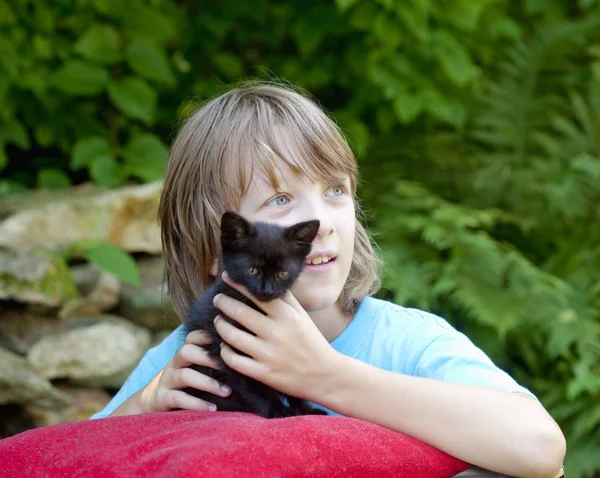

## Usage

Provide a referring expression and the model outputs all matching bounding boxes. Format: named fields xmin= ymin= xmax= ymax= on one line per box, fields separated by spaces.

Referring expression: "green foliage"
xmin=2 ymin=0 xmax=600 ymax=474
xmin=0 ymin=0 xmax=173 ymax=191
xmin=364 ymin=13 xmax=600 ymax=476
xmin=67 ymin=240 xmax=141 ymax=286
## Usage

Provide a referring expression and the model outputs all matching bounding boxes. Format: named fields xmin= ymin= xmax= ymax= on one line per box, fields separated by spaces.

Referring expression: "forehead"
xmin=229 ymin=123 xmax=355 ymax=199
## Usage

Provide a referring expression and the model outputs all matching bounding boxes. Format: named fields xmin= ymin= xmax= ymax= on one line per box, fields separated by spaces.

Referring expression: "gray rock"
xmin=27 ymin=315 xmax=152 ymax=389
xmin=0 ymin=249 xmax=77 ymax=307
xmin=0 ymin=347 xmax=69 ymax=409
xmin=0 ymin=309 xmax=99 ymax=355
xmin=26 ymin=386 xmax=113 ymax=427
xmin=118 ymin=256 xmax=179 ymax=331
xmin=0 ymin=181 xmax=162 ymax=254
xmin=59 ymin=264 xmax=121 ymax=318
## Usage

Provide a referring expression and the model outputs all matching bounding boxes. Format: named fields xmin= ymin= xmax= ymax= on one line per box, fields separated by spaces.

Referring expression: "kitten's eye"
xmin=247 ymin=267 xmax=260 ymax=276
xmin=276 ymin=271 xmax=289 ymax=280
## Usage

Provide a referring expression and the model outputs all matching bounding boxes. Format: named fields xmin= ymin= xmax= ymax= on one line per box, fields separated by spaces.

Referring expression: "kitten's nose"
xmin=262 ymin=282 xmax=274 ymax=296
xmin=258 ymin=282 xmax=275 ymax=301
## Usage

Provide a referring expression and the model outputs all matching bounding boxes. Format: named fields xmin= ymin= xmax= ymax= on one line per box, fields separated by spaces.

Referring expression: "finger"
xmin=163 ymin=389 xmax=219 ymax=412
xmin=171 ymin=366 xmax=232 ymax=398
xmin=185 ymin=329 xmax=213 ymax=346
xmin=221 ymin=271 xmax=290 ymax=318
xmin=214 ymin=316 xmax=265 ymax=358
xmin=220 ymin=343 xmax=266 ymax=381
xmin=279 ymin=289 xmax=304 ymax=313
xmin=213 ymin=293 xmax=272 ymax=337
xmin=173 ymin=343 xmax=221 ymax=370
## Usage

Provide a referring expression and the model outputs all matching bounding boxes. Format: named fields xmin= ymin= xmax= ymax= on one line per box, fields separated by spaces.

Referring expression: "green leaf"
xmin=37 ymin=168 xmax=72 ymax=189
xmin=348 ymin=2 xmax=378 ymax=30
xmin=79 ymin=241 xmax=140 ymax=286
xmin=90 ymin=153 xmax=125 ymax=188
xmin=335 ymin=0 xmax=360 ymax=12
xmin=107 ymin=77 xmax=157 ymax=123
xmin=335 ymin=112 xmax=370 ymax=157
xmin=2 ymin=120 xmax=30 ymax=149
xmin=125 ymin=40 xmax=175 ymax=86
xmin=71 ymin=137 xmax=112 ymax=170
xmin=0 ymin=180 xmax=28 ymax=198
xmin=293 ymin=20 xmax=326 ymax=58
xmin=34 ymin=124 xmax=55 ymax=148
xmin=122 ymin=133 xmax=169 ymax=181
xmin=424 ymin=90 xmax=467 ymax=127
xmin=211 ymin=52 xmax=244 ymax=78
xmin=393 ymin=88 xmax=423 ymax=123
xmin=92 ymin=0 xmax=129 ymax=18
xmin=52 ymin=60 xmax=109 ymax=96
xmin=122 ymin=7 xmax=178 ymax=45
xmin=433 ymin=32 xmax=476 ymax=86
xmin=74 ymin=24 xmax=121 ymax=64
xmin=373 ymin=13 xmax=403 ymax=49
xmin=0 ymin=148 xmax=7 ymax=172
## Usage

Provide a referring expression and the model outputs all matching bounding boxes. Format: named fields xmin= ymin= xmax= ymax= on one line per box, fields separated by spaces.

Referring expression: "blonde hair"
xmin=159 ymin=81 xmax=381 ymax=322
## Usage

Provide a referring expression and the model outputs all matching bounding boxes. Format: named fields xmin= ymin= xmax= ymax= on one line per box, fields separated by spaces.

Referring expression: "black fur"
xmin=183 ymin=211 xmax=327 ymax=418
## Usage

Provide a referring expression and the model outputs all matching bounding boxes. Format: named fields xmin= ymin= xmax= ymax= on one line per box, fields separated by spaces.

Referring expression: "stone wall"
xmin=0 ymin=181 xmax=180 ymax=438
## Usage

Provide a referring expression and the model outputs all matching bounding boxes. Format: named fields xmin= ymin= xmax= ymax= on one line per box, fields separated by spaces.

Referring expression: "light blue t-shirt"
xmin=91 ymin=297 xmax=534 ymax=419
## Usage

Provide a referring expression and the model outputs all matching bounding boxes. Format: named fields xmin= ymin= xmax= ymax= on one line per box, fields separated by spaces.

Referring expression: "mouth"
xmin=303 ymin=255 xmax=336 ymax=271
xmin=305 ymin=254 xmax=336 ymax=266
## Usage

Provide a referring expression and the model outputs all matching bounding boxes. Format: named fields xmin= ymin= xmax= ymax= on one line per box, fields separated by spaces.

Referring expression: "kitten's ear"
xmin=221 ymin=211 xmax=255 ymax=249
xmin=285 ymin=220 xmax=320 ymax=246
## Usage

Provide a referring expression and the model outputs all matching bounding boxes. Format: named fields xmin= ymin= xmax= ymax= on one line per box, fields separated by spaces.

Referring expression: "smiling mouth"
xmin=305 ymin=256 xmax=336 ymax=265
xmin=304 ymin=257 xmax=337 ymax=270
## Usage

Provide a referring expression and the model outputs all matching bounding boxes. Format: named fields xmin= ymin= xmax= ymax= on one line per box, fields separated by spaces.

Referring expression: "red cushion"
xmin=0 ymin=411 xmax=469 ymax=477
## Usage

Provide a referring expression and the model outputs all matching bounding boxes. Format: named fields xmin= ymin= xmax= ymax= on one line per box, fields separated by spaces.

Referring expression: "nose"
xmin=297 ymin=203 xmax=334 ymax=238
xmin=315 ymin=211 xmax=334 ymax=238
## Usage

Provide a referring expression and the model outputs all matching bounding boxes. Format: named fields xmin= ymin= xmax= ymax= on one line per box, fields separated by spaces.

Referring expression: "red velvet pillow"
xmin=0 ymin=411 xmax=469 ymax=477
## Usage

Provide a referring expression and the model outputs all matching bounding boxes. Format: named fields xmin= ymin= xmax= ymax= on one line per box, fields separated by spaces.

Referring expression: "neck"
xmin=307 ymin=303 xmax=354 ymax=343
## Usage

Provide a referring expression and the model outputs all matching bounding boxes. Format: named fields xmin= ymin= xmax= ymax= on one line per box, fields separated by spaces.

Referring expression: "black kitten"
xmin=184 ymin=211 xmax=327 ymax=418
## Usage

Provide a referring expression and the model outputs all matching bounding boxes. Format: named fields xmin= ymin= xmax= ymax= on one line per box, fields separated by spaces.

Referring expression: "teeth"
xmin=306 ymin=256 xmax=331 ymax=265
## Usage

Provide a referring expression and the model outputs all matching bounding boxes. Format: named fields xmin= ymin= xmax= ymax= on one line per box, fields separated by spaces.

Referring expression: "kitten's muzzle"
xmin=254 ymin=291 xmax=284 ymax=302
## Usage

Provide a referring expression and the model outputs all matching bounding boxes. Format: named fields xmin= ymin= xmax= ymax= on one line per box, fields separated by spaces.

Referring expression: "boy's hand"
xmin=213 ymin=272 xmax=340 ymax=403
xmin=139 ymin=330 xmax=232 ymax=413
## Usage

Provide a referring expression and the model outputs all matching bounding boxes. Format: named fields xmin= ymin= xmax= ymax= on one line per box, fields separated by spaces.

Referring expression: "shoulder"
xmin=361 ymin=298 xmax=536 ymax=399
xmin=363 ymin=297 xmax=459 ymax=348
xmin=343 ymin=297 xmax=459 ymax=373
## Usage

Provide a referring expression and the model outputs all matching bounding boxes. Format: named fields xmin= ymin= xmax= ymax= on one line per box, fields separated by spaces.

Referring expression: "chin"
xmin=294 ymin=289 xmax=341 ymax=313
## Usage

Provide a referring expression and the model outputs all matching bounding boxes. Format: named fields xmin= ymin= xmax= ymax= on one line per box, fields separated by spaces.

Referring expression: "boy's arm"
xmin=317 ymin=353 xmax=565 ymax=478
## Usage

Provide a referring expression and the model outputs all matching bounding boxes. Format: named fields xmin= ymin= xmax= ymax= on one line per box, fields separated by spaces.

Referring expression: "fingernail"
xmin=221 ymin=384 xmax=230 ymax=394
xmin=214 ymin=315 xmax=220 ymax=324
xmin=213 ymin=294 xmax=221 ymax=305
xmin=222 ymin=271 xmax=229 ymax=279
xmin=219 ymin=342 xmax=224 ymax=348
xmin=208 ymin=404 xmax=217 ymax=412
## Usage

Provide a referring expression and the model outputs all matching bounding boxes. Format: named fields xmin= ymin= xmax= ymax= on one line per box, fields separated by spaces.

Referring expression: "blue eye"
xmin=327 ymin=186 xmax=345 ymax=196
xmin=267 ymin=195 xmax=290 ymax=206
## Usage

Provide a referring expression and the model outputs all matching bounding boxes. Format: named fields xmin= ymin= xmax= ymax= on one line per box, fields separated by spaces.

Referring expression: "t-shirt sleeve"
xmin=89 ymin=325 xmax=187 ymax=419
xmin=413 ymin=320 xmax=536 ymax=400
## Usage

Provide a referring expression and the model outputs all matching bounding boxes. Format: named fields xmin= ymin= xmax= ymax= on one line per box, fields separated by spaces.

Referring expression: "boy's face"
xmin=236 ymin=168 xmax=356 ymax=314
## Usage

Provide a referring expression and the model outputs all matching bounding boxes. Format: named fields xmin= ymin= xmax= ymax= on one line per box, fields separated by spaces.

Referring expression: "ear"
xmin=285 ymin=220 xmax=320 ymax=246
xmin=221 ymin=211 xmax=255 ymax=250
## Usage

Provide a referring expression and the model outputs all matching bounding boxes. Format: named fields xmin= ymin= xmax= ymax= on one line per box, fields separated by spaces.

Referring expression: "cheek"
xmin=338 ymin=217 xmax=356 ymax=254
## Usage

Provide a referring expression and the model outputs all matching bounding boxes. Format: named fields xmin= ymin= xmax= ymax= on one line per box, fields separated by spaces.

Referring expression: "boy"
xmin=92 ymin=83 xmax=565 ymax=478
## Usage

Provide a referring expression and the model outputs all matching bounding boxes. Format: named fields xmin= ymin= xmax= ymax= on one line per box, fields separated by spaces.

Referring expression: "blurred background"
xmin=0 ymin=0 xmax=599 ymax=475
